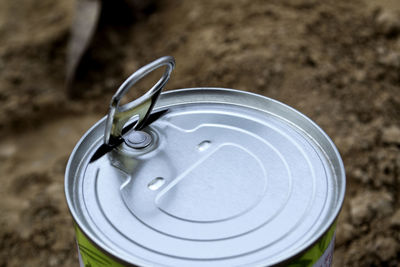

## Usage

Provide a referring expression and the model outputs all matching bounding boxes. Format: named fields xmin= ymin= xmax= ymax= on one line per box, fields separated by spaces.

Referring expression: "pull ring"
xmin=104 ymin=56 xmax=175 ymax=145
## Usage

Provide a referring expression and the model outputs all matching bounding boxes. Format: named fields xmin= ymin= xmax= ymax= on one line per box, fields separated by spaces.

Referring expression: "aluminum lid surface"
xmin=65 ymin=88 xmax=345 ymax=267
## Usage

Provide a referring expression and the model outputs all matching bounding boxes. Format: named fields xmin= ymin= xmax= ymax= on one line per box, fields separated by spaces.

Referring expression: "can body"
xmin=65 ymin=88 xmax=345 ymax=267
xmin=75 ymin=222 xmax=337 ymax=267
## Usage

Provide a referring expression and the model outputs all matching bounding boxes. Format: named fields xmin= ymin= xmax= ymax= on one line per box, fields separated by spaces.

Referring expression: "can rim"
xmin=65 ymin=87 xmax=346 ymax=266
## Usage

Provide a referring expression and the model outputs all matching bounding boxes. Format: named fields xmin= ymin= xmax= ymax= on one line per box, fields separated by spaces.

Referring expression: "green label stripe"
xmin=287 ymin=222 xmax=336 ymax=267
xmin=75 ymin=225 xmax=125 ymax=267
xmin=75 ymin=223 xmax=336 ymax=267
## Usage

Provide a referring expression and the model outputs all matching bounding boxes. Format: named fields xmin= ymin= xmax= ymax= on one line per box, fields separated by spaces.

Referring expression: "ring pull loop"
xmin=104 ymin=56 xmax=175 ymax=146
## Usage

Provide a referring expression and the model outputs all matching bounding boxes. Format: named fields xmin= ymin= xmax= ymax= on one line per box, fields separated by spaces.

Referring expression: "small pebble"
xmin=390 ymin=209 xmax=400 ymax=227
xmin=375 ymin=10 xmax=400 ymax=37
xmin=48 ymin=255 xmax=60 ymax=267
xmin=336 ymin=223 xmax=355 ymax=246
xmin=382 ymin=125 xmax=400 ymax=144
xmin=350 ymin=191 xmax=393 ymax=225
xmin=352 ymin=168 xmax=370 ymax=184
xmin=0 ymin=142 xmax=17 ymax=158
xmin=373 ymin=236 xmax=398 ymax=261
xmin=379 ymin=51 xmax=400 ymax=68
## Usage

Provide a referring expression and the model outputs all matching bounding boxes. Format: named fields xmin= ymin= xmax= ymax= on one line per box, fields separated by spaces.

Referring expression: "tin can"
xmin=65 ymin=56 xmax=345 ymax=267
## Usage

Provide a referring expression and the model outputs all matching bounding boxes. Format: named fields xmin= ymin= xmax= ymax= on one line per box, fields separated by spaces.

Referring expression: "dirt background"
xmin=0 ymin=0 xmax=400 ymax=266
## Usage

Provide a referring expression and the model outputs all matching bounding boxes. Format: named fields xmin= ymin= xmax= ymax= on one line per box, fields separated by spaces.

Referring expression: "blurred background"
xmin=0 ymin=0 xmax=399 ymax=266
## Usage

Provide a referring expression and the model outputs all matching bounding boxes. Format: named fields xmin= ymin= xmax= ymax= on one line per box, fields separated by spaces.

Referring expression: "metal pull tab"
xmin=104 ymin=56 xmax=175 ymax=146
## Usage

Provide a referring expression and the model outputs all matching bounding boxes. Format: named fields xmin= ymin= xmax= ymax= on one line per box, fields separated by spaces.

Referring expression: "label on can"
xmin=312 ymin=235 xmax=335 ymax=267
xmin=75 ymin=225 xmax=124 ymax=267
xmin=75 ymin=223 xmax=336 ymax=267
xmin=288 ymin=223 xmax=336 ymax=267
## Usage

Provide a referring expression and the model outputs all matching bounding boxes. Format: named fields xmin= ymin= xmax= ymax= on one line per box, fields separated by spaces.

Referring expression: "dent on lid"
xmin=75 ymin=99 xmax=340 ymax=266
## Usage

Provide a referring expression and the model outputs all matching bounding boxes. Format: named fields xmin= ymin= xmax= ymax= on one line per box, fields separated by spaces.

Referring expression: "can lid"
xmin=65 ymin=60 xmax=345 ymax=267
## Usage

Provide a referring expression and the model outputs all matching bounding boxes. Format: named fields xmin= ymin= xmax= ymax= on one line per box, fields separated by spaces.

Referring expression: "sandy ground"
xmin=0 ymin=0 xmax=400 ymax=266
